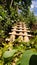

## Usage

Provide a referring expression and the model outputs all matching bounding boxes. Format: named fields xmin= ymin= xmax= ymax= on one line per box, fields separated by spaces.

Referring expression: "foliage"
xmin=0 ymin=35 xmax=37 ymax=65
xmin=3 ymin=50 xmax=17 ymax=64
xmin=16 ymin=50 xmax=37 ymax=65
xmin=0 ymin=0 xmax=37 ymax=65
xmin=0 ymin=5 xmax=8 ymax=19
xmin=0 ymin=49 xmax=18 ymax=65
xmin=0 ymin=30 xmax=5 ymax=38
xmin=0 ymin=5 xmax=13 ymax=41
xmin=25 ymin=12 xmax=36 ymax=28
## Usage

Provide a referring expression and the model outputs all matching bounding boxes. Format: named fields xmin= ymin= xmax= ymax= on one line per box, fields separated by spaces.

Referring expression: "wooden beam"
xmin=9 ymin=33 xmax=32 ymax=37
xmin=11 ymin=29 xmax=30 ymax=32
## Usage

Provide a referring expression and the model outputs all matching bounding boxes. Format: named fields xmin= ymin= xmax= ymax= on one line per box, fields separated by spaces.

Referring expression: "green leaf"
xmin=3 ymin=50 xmax=17 ymax=63
xmin=16 ymin=50 xmax=37 ymax=65
xmin=3 ymin=50 xmax=17 ymax=59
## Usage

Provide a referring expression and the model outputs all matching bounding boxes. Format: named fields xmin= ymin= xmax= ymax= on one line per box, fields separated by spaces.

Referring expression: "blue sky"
xmin=30 ymin=0 xmax=37 ymax=16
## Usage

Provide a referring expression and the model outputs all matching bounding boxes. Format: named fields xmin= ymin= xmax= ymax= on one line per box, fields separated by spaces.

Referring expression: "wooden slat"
xmin=11 ymin=29 xmax=30 ymax=32
xmin=9 ymin=33 xmax=32 ymax=37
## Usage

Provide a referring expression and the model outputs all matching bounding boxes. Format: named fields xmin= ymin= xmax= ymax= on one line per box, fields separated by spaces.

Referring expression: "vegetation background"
xmin=0 ymin=0 xmax=37 ymax=65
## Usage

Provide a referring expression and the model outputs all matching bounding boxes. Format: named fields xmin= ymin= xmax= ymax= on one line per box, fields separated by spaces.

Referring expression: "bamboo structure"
xmin=5 ymin=22 xmax=33 ymax=42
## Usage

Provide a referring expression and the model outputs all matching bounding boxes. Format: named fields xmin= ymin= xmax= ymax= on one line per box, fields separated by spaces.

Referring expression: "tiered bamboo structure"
xmin=5 ymin=22 xmax=33 ymax=42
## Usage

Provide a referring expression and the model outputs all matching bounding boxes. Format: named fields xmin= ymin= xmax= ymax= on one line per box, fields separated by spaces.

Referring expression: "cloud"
xmin=35 ymin=4 xmax=37 ymax=8
xmin=32 ymin=0 xmax=37 ymax=7
xmin=30 ymin=0 xmax=37 ymax=16
xmin=31 ymin=5 xmax=34 ymax=8
xmin=34 ymin=13 xmax=37 ymax=16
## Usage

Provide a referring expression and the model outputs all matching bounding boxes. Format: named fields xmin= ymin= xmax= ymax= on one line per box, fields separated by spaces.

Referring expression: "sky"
xmin=30 ymin=0 xmax=37 ymax=16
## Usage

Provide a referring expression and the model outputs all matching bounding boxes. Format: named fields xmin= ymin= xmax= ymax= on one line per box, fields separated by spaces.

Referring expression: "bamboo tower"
xmin=5 ymin=22 xmax=32 ymax=42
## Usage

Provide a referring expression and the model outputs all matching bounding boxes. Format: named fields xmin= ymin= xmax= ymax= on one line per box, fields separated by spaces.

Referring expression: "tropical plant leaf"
xmin=2 ymin=49 xmax=18 ymax=63
xmin=16 ymin=50 xmax=37 ymax=65
xmin=3 ymin=49 xmax=17 ymax=59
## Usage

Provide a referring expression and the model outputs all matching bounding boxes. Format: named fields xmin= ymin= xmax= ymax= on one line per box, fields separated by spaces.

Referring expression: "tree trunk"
xmin=10 ymin=0 xmax=13 ymax=7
